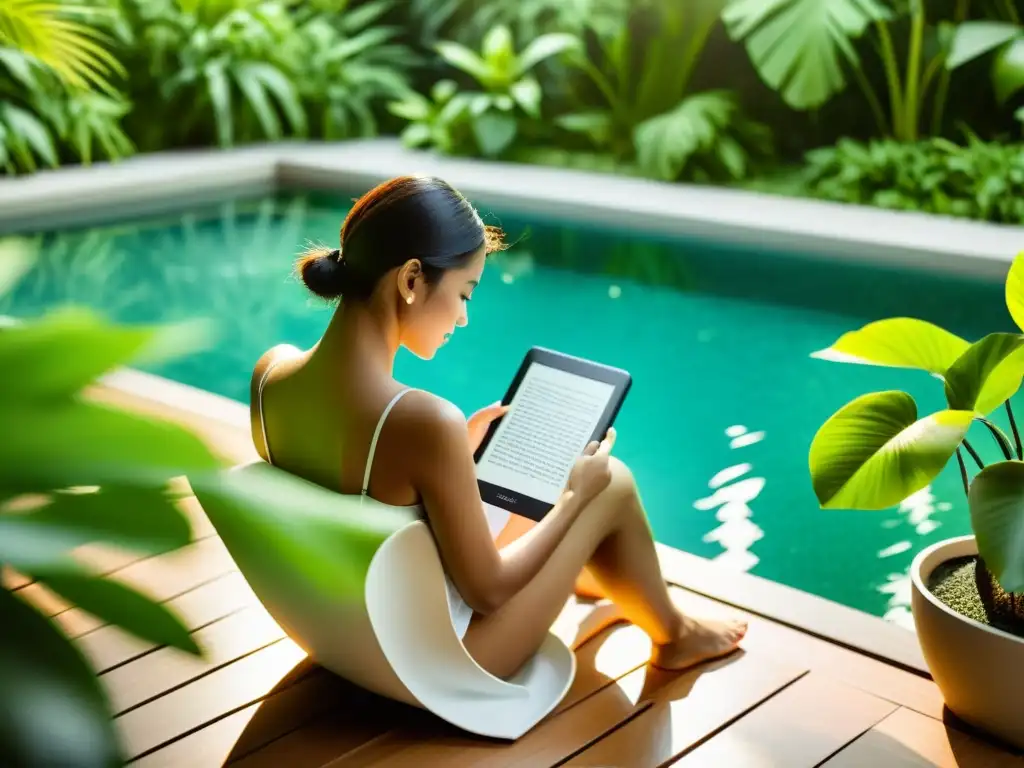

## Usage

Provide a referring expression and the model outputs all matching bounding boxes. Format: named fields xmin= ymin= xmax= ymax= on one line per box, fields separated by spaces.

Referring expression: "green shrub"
xmin=802 ymin=135 xmax=1024 ymax=224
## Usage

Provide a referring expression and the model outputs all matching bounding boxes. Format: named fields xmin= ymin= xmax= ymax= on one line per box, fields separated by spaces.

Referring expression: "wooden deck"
xmin=15 ymin=378 xmax=1024 ymax=767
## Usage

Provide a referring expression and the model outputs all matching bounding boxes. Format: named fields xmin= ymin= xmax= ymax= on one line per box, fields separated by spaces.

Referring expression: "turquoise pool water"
xmin=3 ymin=191 xmax=1017 ymax=626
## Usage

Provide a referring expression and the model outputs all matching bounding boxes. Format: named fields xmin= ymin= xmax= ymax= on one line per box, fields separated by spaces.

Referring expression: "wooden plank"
xmin=3 ymin=565 xmax=31 ymax=590
xmin=116 ymin=639 xmax=313 ymax=761
xmin=294 ymin=601 xmax=650 ymax=768
xmin=823 ymin=707 xmax=1024 ymax=768
xmin=4 ymin=493 xmax=216 ymax=594
xmin=102 ymin=605 xmax=285 ymax=714
xmin=129 ymin=671 xmax=384 ymax=768
xmin=333 ymin=623 xmax=658 ymax=768
xmin=228 ymin=598 xmax=642 ymax=767
xmin=666 ymin=586 xmax=945 ymax=720
xmin=77 ymin=571 xmax=258 ymax=673
xmin=227 ymin=680 xmax=414 ymax=768
xmin=227 ymin=706 xmax=393 ymax=768
xmin=564 ymin=651 xmax=807 ymax=767
xmin=44 ymin=537 xmax=236 ymax=637
xmin=672 ymin=673 xmax=898 ymax=767
xmin=235 ymin=595 xmax=640 ymax=768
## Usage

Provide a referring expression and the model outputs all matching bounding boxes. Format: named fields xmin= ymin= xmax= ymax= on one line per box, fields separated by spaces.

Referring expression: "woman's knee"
xmin=607 ymin=456 xmax=635 ymax=495
xmin=586 ymin=456 xmax=639 ymax=522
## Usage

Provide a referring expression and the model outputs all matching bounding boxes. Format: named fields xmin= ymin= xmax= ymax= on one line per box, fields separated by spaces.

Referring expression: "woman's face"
xmin=401 ymin=247 xmax=486 ymax=359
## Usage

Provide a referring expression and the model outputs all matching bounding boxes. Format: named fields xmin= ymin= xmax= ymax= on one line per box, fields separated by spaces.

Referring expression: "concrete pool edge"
xmin=0 ymin=145 xmax=280 ymax=233
xmin=2 ymin=138 xmax=1023 ymax=279
xmin=95 ymin=368 xmax=930 ymax=677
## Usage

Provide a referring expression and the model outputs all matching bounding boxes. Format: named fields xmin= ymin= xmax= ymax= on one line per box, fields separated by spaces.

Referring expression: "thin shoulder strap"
xmin=256 ymin=361 xmax=280 ymax=465
xmin=361 ymin=388 xmax=414 ymax=496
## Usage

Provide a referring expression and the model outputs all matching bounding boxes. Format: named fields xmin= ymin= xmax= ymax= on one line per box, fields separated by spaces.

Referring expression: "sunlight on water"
xmin=694 ymin=425 xmax=767 ymax=573
xmin=875 ymin=485 xmax=955 ymax=630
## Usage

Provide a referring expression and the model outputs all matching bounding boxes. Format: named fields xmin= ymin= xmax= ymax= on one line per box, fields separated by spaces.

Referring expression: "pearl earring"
xmin=406 ymin=295 xmax=414 ymax=305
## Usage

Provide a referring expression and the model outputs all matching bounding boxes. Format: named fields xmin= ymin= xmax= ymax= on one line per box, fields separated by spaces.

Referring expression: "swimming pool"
xmin=2 ymin=190 xmax=1015 ymax=626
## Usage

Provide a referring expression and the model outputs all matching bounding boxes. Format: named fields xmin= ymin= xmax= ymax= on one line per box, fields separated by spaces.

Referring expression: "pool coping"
xmin=93 ymin=366 xmax=929 ymax=677
xmin=1 ymin=138 xmax=1023 ymax=280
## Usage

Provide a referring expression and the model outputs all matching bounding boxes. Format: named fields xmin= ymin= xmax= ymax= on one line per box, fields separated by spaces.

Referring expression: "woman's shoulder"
xmin=248 ymin=344 xmax=303 ymax=460
xmin=387 ymin=389 xmax=468 ymax=450
xmin=251 ymin=344 xmax=303 ymax=387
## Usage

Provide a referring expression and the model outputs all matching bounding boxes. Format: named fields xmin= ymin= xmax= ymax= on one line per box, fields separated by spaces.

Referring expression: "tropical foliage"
xmin=802 ymin=133 xmax=1024 ymax=224
xmin=0 ymin=0 xmax=418 ymax=165
xmin=808 ymin=252 xmax=1024 ymax=603
xmin=4 ymin=0 xmax=1024 ymax=221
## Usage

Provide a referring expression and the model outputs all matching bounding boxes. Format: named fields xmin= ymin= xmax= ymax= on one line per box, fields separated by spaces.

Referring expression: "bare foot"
xmin=650 ymin=615 xmax=747 ymax=671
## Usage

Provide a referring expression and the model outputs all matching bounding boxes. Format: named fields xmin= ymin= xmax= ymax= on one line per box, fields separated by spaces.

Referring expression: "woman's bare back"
xmin=249 ymin=343 xmax=422 ymax=506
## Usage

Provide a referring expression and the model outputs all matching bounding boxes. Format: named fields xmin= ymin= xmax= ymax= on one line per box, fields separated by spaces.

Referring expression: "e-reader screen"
xmin=474 ymin=348 xmax=630 ymax=521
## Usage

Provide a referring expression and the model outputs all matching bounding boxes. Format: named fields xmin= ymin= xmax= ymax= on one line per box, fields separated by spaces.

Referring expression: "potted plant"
xmin=809 ymin=252 xmax=1024 ymax=749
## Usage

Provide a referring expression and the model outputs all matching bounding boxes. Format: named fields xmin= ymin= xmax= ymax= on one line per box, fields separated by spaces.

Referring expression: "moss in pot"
xmin=928 ymin=556 xmax=1024 ymax=637
xmin=807 ymin=252 xmax=1024 ymax=634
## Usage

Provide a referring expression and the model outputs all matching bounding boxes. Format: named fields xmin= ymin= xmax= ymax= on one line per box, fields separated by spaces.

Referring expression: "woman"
xmin=250 ymin=175 xmax=746 ymax=681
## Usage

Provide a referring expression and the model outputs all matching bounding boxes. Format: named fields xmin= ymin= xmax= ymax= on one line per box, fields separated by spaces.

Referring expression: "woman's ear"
xmin=397 ymin=258 xmax=423 ymax=305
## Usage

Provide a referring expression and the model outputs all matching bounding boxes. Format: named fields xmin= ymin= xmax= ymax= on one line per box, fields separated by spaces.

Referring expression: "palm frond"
xmin=0 ymin=0 xmax=125 ymax=93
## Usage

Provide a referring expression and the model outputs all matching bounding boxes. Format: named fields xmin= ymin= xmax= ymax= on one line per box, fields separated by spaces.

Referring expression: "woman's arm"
xmin=405 ymin=395 xmax=594 ymax=615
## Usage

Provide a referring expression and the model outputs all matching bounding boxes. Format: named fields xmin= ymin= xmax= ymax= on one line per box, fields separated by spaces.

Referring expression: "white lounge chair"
xmin=190 ymin=460 xmax=577 ymax=740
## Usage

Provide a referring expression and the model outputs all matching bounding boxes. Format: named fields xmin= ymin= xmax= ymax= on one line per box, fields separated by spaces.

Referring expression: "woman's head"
xmin=297 ymin=175 xmax=505 ymax=359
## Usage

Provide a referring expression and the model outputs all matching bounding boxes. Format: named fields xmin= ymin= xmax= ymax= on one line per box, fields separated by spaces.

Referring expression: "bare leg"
xmin=462 ymin=457 xmax=746 ymax=679
xmin=495 ymin=513 xmax=605 ymax=600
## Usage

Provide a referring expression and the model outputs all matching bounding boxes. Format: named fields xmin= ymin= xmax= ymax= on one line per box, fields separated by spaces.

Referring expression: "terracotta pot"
xmin=910 ymin=535 xmax=1024 ymax=750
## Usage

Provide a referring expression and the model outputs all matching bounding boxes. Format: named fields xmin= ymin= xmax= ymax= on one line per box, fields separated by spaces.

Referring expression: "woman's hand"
xmin=565 ymin=427 xmax=617 ymax=507
xmin=467 ymin=401 xmax=509 ymax=453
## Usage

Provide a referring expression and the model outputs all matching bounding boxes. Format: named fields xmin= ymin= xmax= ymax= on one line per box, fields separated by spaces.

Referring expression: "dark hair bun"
xmin=297 ymin=247 xmax=350 ymax=301
xmin=294 ymin=175 xmax=506 ymax=303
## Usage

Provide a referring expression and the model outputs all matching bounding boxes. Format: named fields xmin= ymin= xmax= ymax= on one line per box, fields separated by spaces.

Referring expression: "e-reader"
xmin=473 ymin=347 xmax=631 ymax=521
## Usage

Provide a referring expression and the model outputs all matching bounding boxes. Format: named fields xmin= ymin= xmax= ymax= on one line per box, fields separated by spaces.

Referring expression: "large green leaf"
xmin=721 ymin=0 xmax=891 ymax=110
xmin=0 ymin=307 xmax=209 ymax=401
xmin=509 ymin=76 xmax=541 ymax=117
xmin=481 ymin=24 xmax=514 ymax=71
xmin=994 ymin=37 xmax=1024 ymax=104
xmin=0 ymin=486 xmax=191 ymax=571
xmin=0 ymin=588 xmax=121 ymax=768
xmin=2 ymin=103 xmax=57 ymax=168
xmin=472 ymin=111 xmax=517 ymax=157
xmin=968 ymin=461 xmax=1024 ymax=593
xmin=205 ymin=60 xmax=234 ymax=147
xmin=29 ymin=570 xmax=200 ymax=655
xmin=810 ymin=391 xmax=973 ymax=510
xmin=234 ymin=63 xmax=283 ymax=140
xmin=1007 ymin=252 xmax=1024 ymax=333
xmin=436 ymin=41 xmax=491 ymax=83
xmin=190 ymin=463 xmax=407 ymax=601
xmin=633 ymin=91 xmax=744 ymax=182
xmin=0 ymin=399 xmax=219 ymax=493
xmin=944 ymin=333 xmax=1024 ymax=415
xmin=241 ymin=63 xmax=307 ymax=137
xmin=516 ymin=33 xmax=579 ymax=75
xmin=947 ymin=20 xmax=1020 ymax=69
xmin=811 ymin=317 xmax=969 ymax=375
